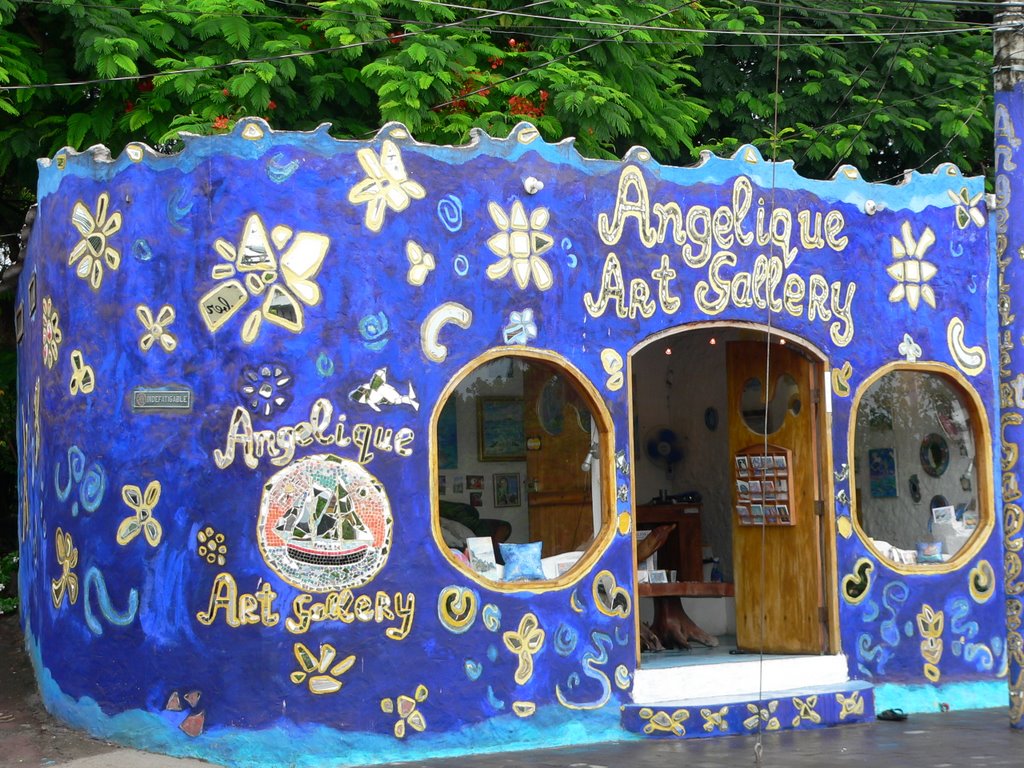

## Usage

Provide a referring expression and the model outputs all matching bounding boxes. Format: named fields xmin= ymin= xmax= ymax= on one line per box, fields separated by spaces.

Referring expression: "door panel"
xmin=524 ymin=364 xmax=594 ymax=558
xmin=728 ymin=341 xmax=825 ymax=654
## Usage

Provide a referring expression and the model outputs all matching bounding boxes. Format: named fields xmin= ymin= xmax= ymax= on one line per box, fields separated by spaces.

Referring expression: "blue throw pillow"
xmin=500 ymin=542 xmax=545 ymax=581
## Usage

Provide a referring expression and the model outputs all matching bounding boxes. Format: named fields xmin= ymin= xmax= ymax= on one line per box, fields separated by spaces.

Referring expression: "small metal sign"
xmin=131 ymin=387 xmax=193 ymax=413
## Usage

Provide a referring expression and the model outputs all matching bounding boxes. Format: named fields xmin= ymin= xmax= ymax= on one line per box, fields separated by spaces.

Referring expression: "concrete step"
xmin=632 ymin=651 xmax=851 ymax=703
xmin=621 ymin=679 xmax=875 ymax=739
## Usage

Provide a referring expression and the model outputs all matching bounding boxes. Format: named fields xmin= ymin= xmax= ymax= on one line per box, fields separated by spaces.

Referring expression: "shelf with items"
xmin=734 ymin=444 xmax=794 ymax=526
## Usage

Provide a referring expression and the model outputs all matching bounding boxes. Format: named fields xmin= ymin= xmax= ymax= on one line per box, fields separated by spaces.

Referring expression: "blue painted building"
xmin=13 ymin=119 xmax=1014 ymax=764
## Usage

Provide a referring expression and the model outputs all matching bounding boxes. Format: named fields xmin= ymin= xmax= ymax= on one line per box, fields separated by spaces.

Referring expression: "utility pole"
xmin=994 ymin=0 xmax=1024 ymax=729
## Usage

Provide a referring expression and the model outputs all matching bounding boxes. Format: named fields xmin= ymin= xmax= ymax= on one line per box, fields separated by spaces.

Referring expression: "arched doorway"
xmin=629 ymin=322 xmax=836 ymax=661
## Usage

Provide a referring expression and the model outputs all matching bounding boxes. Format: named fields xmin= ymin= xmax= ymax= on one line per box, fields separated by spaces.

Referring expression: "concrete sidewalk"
xmin=3 ymin=616 xmax=1022 ymax=767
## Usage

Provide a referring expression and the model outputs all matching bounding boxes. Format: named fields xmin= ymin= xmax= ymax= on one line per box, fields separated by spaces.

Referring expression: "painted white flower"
xmin=198 ymin=214 xmax=329 ymax=344
xmin=887 ymin=221 xmax=937 ymax=310
xmin=898 ymin=333 xmax=922 ymax=362
xmin=503 ymin=309 xmax=538 ymax=344
xmin=947 ymin=187 xmax=985 ymax=229
xmin=485 ymin=201 xmax=554 ymax=291
xmin=405 ymin=241 xmax=435 ymax=286
xmin=347 ymin=140 xmax=425 ymax=232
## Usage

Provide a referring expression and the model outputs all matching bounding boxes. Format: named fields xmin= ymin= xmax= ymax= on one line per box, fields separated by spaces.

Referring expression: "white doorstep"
xmin=632 ymin=653 xmax=850 ymax=704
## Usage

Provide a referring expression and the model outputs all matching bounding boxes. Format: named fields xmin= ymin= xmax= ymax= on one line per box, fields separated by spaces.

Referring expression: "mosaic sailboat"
xmin=274 ymin=478 xmax=373 ymax=566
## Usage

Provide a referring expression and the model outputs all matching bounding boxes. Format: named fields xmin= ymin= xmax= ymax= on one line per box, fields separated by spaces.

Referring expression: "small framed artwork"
xmin=453 ymin=476 xmax=465 ymax=494
xmin=469 ymin=491 xmax=483 ymax=508
xmin=493 ymin=473 xmax=520 ymax=507
xmin=478 ymin=397 xmax=525 ymax=461
xmin=467 ymin=475 xmax=484 ymax=491
xmin=869 ymin=447 xmax=898 ymax=498
xmin=437 ymin=399 xmax=458 ymax=470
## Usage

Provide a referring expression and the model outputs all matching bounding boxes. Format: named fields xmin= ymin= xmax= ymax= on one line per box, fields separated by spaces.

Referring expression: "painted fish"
xmin=349 ymin=368 xmax=419 ymax=412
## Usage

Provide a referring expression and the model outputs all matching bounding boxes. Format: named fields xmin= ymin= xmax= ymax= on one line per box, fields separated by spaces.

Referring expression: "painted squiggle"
xmin=949 ymin=597 xmax=979 ymax=639
xmin=83 ymin=567 xmax=139 ymax=635
xmin=554 ymin=623 xmax=578 ymax=657
xmin=862 ymin=599 xmax=880 ymax=622
xmin=555 ymin=630 xmax=613 ymax=710
xmin=879 ymin=581 xmax=909 ymax=647
xmin=857 ymin=632 xmax=892 ymax=676
xmin=963 ymin=642 xmax=995 ymax=671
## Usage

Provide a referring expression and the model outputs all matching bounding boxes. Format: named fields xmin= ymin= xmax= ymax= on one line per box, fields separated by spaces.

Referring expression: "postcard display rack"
xmin=734 ymin=444 xmax=794 ymax=526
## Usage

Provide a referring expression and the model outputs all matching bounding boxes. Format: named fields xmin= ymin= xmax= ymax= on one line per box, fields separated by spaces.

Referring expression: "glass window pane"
xmin=435 ymin=355 xmax=605 ymax=584
xmin=853 ymin=369 xmax=980 ymax=566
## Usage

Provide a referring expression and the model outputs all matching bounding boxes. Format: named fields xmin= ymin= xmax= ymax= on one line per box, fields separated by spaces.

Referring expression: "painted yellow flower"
xmin=381 ymin=685 xmax=428 ymax=738
xmin=290 ymin=643 xmax=355 ymax=695
xmin=50 ymin=527 xmax=79 ymax=609
xmin=117 ymin=480 xmax=162 ymax=547
xmin=196 ymin=526 xmax=227 ymax=566
xmin=41 ymin=296 xmax=62 ymax=369
xmin=485 ymin=201 xmax=554 ymax=291
xmin=348 ymin=140 xmax=425 ymax=232
xmin=198 ymin=214 xmax=329 ymax=344
xmin=136 ymin=304 xmax=177 ymax=352
xmin=887 ymin=221 xmax=937 ymax=310
xmin=836 ymin=691 xmax=864 ymax=719
xmin=503 ymin=612 xmax=546 ymax=684
xmin=68 ymin=349 xmax=95 ymax=396
xmin=69 ymin=192 xmax=122 ymax=290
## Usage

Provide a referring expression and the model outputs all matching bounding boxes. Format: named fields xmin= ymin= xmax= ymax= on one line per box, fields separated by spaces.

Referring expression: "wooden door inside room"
xmin=523 ymin=362 xmax=595 ymax=558
xmin=727 ymin=340 xmax=827 ymax=654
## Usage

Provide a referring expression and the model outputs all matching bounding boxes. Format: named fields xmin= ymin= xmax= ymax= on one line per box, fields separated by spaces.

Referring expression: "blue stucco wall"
xmin=14 ymin=120 xmax=1006 ymax=764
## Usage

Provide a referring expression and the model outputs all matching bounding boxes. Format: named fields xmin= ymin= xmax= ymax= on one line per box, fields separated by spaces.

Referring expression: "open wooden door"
xmin=523 ymin=363 xmax=594 ymax=558
xmin=727 ymin=340 xmax=826 ymax=654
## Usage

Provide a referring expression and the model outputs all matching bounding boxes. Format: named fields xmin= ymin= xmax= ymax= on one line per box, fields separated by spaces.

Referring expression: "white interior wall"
xmin=632 ymin=331 xmax=735 ymax=580
xmin=438 ymin=360 xmax=529 ymax=540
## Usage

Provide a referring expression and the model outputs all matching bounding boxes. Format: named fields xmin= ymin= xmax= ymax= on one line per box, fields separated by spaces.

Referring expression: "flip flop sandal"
xmin=877 ymin=708 xmax=908 ymax=721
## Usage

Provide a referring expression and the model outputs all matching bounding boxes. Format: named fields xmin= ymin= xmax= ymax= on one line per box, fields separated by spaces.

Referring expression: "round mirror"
xmin=920 ymin=433 xmax=949 ymax=478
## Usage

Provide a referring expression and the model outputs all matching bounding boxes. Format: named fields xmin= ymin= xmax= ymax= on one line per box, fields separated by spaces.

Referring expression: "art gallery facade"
xmin=12 ymin=111 xmax=1024 ymax=765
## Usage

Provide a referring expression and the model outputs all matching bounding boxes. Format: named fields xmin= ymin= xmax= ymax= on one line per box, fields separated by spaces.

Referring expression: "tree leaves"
xmin=0 ymin=0 xmax=999 ymax=248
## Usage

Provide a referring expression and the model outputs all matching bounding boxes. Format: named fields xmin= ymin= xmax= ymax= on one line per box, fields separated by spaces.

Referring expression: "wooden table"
xmin=636 ymin=503 xmax=734 ymax=598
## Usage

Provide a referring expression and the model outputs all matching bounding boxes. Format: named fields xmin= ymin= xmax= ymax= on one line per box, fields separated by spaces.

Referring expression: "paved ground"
xmin=3 ymin=615 xmax=1023 ymax=767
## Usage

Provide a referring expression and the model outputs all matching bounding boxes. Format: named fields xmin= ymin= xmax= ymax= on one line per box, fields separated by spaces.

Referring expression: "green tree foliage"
xmin=0 ymin=0 xmax=998 ymax=242
xmin=693 ymin=1 xmax=993 ymax=181
xmin=0 ymin=0 xmax=709 ymax=237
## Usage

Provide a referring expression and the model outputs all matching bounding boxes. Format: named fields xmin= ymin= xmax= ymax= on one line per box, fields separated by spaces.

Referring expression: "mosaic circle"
xmin=257 ymin=454 xmax=393 ymax=592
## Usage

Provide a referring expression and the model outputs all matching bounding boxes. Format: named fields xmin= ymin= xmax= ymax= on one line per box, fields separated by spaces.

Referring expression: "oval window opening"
xmin=434 ymin=354 xmax=609 ymax=587
xmin=853 ymin=369 xmax=985 ymax=568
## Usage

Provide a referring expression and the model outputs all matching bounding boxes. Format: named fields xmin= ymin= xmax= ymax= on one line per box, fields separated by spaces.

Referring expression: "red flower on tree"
xmin=213 ymin=116 xmax=229 ymax=130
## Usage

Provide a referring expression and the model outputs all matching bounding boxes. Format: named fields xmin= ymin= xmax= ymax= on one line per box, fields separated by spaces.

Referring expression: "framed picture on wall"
xmin=493 ymin=473 xmax=520 ymax=507
xmin=869 ymin=447 xmax=898 ymax=498
xmin=478 ymin=397 xmax=525 ymax=461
